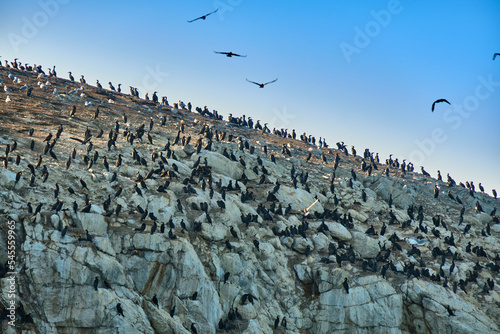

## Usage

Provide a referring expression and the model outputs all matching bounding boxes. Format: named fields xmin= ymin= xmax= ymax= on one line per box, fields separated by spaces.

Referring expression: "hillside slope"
xmin=0 ymin=66 xmax=499 ymax=334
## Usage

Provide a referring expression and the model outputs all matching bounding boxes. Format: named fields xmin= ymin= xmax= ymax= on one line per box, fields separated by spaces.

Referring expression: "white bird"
xmin=39 ymin=83 xmax=47 ymax=90
xmin=53 ymin=88 xmax=59 ymax=95
xmin=80 ymin=93 xmax=86 ymax=98
xmin=8 ymin=73 xmax=15 ymax=80
xmin=45 ymin=81 xmax=51 ymax=86
xmin=14 ymin=77 xmax=21 ymax=83
xmin=20 ymin=84 xmax=28 ymax=90
xmin=68 ymin=88 xmax=78 ymax=95
xmin=302 ymin=199 xmax=319 ymax=216
xmin=37 ymin=73 xmax=45 ymax=79
xmin=78 ymin=86 xmax=85 ymax=91
xmin=4 ymin=85 xmax=12 ymax=92
xmin=85 ymin=101 xmax=92 ymax=107
xmin=107 ymin=99 xmax=114 ymax=104
xmin=5 ymin=95 xmax=11 ymax=103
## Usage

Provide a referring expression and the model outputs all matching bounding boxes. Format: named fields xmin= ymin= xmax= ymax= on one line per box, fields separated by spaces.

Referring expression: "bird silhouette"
xmin=246 ymin=78 xmax=278 ymax=88
xmin=187 ymin=9 xmax=218 ymax=23
xmin=214 ymin=51 xmax=246 ymax=57
xmin=431 ymin=99 xmax=450 ymax=112
xmin=493 ymin=53 xmax=500 ymax=60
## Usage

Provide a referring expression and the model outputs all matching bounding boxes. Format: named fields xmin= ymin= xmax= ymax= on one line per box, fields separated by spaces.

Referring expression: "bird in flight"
xmin=246 ymin=78 xmax=278 ymax=88
xmin=214 ymin=51 xmax=247 ymax=58
xmin=431 ymin=98 xmax=450 ymax=112
xmin=493 ymin=53 xmax=500 ymax=60
xmin=187 ymin=9 xmax=219 ymax=23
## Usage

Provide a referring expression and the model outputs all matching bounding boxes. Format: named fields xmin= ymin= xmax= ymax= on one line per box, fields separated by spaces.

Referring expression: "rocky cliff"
xmin=0 ymin=66 xmax=499 ymax=334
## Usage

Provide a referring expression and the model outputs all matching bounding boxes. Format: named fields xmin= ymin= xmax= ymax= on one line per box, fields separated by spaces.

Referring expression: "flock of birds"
xmin=1 ymin=52 xmax=499 ymax=332
xmin=187 ymin=8 xmax=278 ymax=89
xmin=0 ymin=8 xmax=499 ymax=332
xmin=431 ymin=52 xmax=498 ymax=112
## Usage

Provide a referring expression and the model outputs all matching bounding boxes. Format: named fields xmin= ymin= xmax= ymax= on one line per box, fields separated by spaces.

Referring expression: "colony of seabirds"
xmin=1 ymin=53 xmax=499 ymax=333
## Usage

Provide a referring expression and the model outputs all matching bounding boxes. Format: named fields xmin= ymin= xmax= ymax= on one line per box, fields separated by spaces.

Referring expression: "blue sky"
xmin=1 ymin=0 xmax=499 ymax=193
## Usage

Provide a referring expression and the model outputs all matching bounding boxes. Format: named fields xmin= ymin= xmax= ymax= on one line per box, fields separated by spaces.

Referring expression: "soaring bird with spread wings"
xmin=214 ymin=51 xmax=247 ymax=57
xmin=431 ymin=98 xmax=450 ymax=112
xmin=187 ymin=9 xmax=219 ymax=23
xmin=246 ymin=78 xmax=278 ymax=88
xmin=493 ymin=53 xmax=500 ymax=60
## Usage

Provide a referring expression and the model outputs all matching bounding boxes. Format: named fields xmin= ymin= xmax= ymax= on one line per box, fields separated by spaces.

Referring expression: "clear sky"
xmin=1 ymin=0 xmax=499 ymax=193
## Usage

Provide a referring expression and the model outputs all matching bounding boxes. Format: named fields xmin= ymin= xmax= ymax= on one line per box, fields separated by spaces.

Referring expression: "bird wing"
xmin=187 ymin=17 xmax=202 ymax=23
xmin=214 ymin=51 xmax=227 ymax=55
xmin=206 ymin=8 xmax=219 ymax=16
xmin=234 ymin=53 xmax=247 ymax=57
xmin=246 ymin=79 xmax=260 ymax=86
xmin=264 ymin=78 xmax=278 ymax=85
xmin=493 ymin=53 xmax=500 ymax=60
xmin=431 ymin=99 xmax=450 ymax=111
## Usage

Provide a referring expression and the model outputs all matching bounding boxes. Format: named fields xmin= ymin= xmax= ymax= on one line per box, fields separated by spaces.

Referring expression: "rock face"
xmin=0 ymin=66 xmax=499 ymax=334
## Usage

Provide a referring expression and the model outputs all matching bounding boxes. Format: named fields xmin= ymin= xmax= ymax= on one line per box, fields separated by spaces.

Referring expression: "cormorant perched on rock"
xmin=306 ymin=152 xmax=312 ymax=162
xmin=421 ymin=167 xmax=430 ymax=177
xmin=350 ymin=169 xmax=357 ymax=181
xmin=365 ymin=225 xmax=376 ymax=235
xmin=434 ymin=185 xmax=440 ymax=199
xmin=116 ymin=303 xmax=124 ymax=317
xmin=61 ymin=225 xmax=68 ymax=238
xmin=80 ymin=177 xmax=88 ymax=190
xmin=93 ymin=277 xmax=99 ymax=291
xmin=14 ymin=171 xmax=22 ymax=186
xmin=475 ymin=201 xmax=483 ymax=213
xmin=230 ymin=226 xmax=239 ymax=240
xmin=150 ymin=221 xmax=157 ymax=234
xmin=343 ymin=278 xmax=349 ymax=293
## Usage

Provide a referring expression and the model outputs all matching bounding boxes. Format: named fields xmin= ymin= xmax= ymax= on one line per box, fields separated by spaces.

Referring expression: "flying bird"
xmin=187 ymin=8 xmax=218 ymax=23
xmin=493 ymin=53 xmax=500 ymax=60
xmin=246 ymin=78 xmax=278 ymax=88
xmin=431 ymin=99 xmax=450 ymax=112
xmin=214 ymin=51 xmax=247 ymax=58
